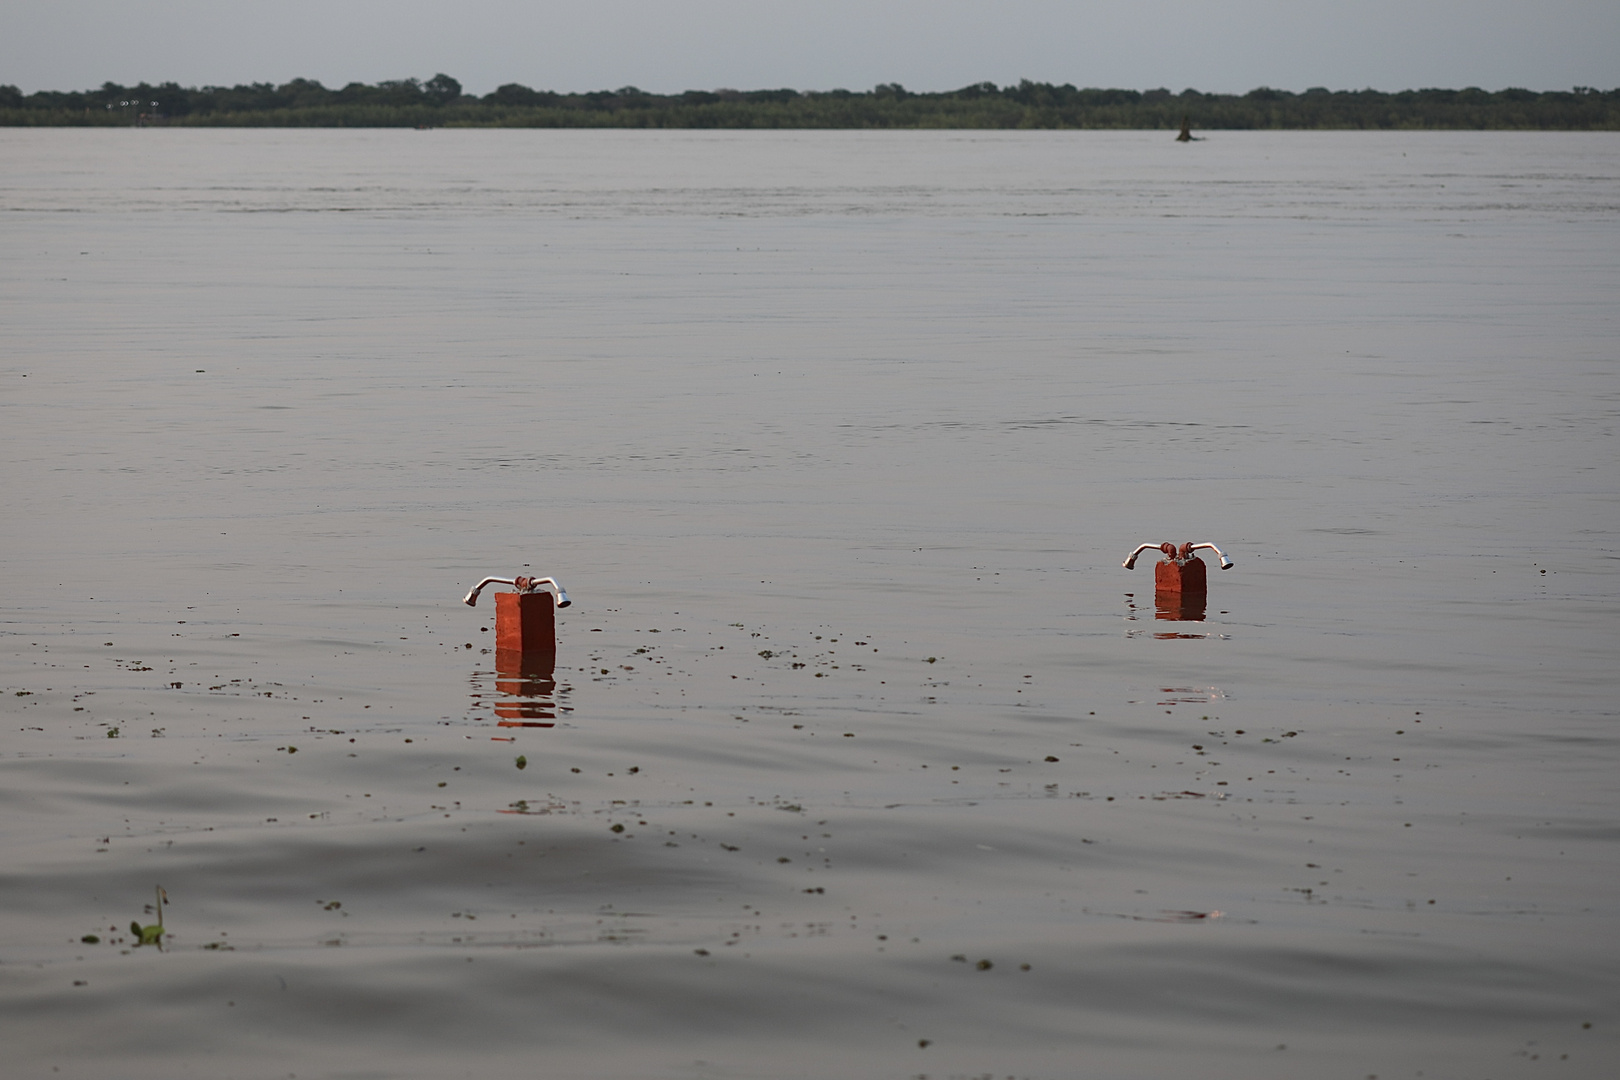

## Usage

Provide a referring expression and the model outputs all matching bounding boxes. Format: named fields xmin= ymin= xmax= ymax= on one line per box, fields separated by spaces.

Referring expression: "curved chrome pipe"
xmin=1122 ymin=542 xmax=1233 ymax=570
xmin=529 ymin=577 xmax=571 ymax=606
xmin=462 ymin=576 xmax=571 ymax=608
xmin=1123 ymin=543 xmax=1171 ymax=570
xmin=463 ymin=577 xmax=513 ymax=605
xmin=1189 ymin=543 xmax=1234 ymax=570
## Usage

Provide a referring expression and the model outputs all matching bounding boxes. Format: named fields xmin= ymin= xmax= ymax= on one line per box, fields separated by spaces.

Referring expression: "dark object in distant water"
xmin=1176 ymin=114 xmax=1202 ymax=142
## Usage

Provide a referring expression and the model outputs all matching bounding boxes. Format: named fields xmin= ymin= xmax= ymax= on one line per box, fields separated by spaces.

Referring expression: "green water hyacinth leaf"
xmin=132 ymin=885 xmax=167 ymax=947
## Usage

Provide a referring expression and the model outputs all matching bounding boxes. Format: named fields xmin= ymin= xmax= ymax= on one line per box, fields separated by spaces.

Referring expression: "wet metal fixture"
xmin=462 ymin=575 xmax=570 ymax=660
xmin=1123 ymin=542 xmax=1232 ymax=573
xmin=1123 ymin=542 xmax=1233 ymax=603
xmin=462 ymin=576 xmax=570 ymax=608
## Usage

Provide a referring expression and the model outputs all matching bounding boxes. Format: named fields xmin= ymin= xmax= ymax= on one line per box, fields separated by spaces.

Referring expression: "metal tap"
xmin=462 ymin=576 xmax=571 ymax=608
xmin=1123 ymin=542 xmax=1233 ymax=570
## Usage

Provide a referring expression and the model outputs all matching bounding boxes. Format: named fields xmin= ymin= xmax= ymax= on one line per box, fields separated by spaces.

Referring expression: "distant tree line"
xmin=3 ymin=75 xmax=1617 ymax=129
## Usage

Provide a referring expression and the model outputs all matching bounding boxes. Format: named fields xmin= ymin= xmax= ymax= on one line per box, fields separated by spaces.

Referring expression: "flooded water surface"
xmin=2 ymin=129 xmax=1618 ymax=1078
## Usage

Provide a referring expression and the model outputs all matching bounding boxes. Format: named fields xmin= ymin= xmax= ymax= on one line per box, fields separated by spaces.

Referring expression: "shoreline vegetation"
xmin=3 ymin=75 xmax=1617 ymax=130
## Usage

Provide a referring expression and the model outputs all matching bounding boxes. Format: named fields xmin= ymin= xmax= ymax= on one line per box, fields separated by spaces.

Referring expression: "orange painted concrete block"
xmin=1154 ymin=556 xmax=1208 ymax=597
xmin=495 ymin=591 xmax=556 ymax=658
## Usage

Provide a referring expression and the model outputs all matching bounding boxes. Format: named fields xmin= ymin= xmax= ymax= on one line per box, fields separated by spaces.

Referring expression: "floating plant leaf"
xmin=131 ymin=885 xmax=167 ymax=948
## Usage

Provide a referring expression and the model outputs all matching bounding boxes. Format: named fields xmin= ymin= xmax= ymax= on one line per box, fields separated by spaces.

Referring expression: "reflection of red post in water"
xmin=495 ymin=650 xmax=557 ymax=727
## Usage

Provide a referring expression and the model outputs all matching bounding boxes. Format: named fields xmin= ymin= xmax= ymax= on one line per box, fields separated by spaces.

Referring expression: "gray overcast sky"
xmin=4 ymin=0 xmax=1617 ymax=96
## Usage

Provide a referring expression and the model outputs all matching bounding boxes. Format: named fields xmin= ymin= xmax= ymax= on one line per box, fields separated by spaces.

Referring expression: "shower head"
xmin=1122 ymin=541 xmax=1232 ymax=570
xmin=1189 ymin=543 xmax=1234 ymax=570
xmin=462 ymin=575 xmax=571 ymax=607
xmin=1122 ymin=542 xmax=1176 ymax=570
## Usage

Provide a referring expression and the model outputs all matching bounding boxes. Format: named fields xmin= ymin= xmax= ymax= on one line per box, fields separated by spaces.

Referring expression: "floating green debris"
xmin=106 ymin=727 xmax=119 ymax=738
xmin=515 ymin=755 xmax=527 ymax=770
xmin=81 ymin=934 xmax=100 ymax=944
xmin=131 ymin=885 xmax=167 ymax=948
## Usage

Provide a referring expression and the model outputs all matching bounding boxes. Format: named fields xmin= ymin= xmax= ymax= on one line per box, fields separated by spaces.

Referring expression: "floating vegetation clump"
xmin=131 ymin=886 xmax=167 ymax=949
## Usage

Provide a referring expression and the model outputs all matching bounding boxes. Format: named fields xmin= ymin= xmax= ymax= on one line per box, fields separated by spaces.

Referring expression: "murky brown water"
xmin=3 ymin=129 xmax=1618 ymax=1079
